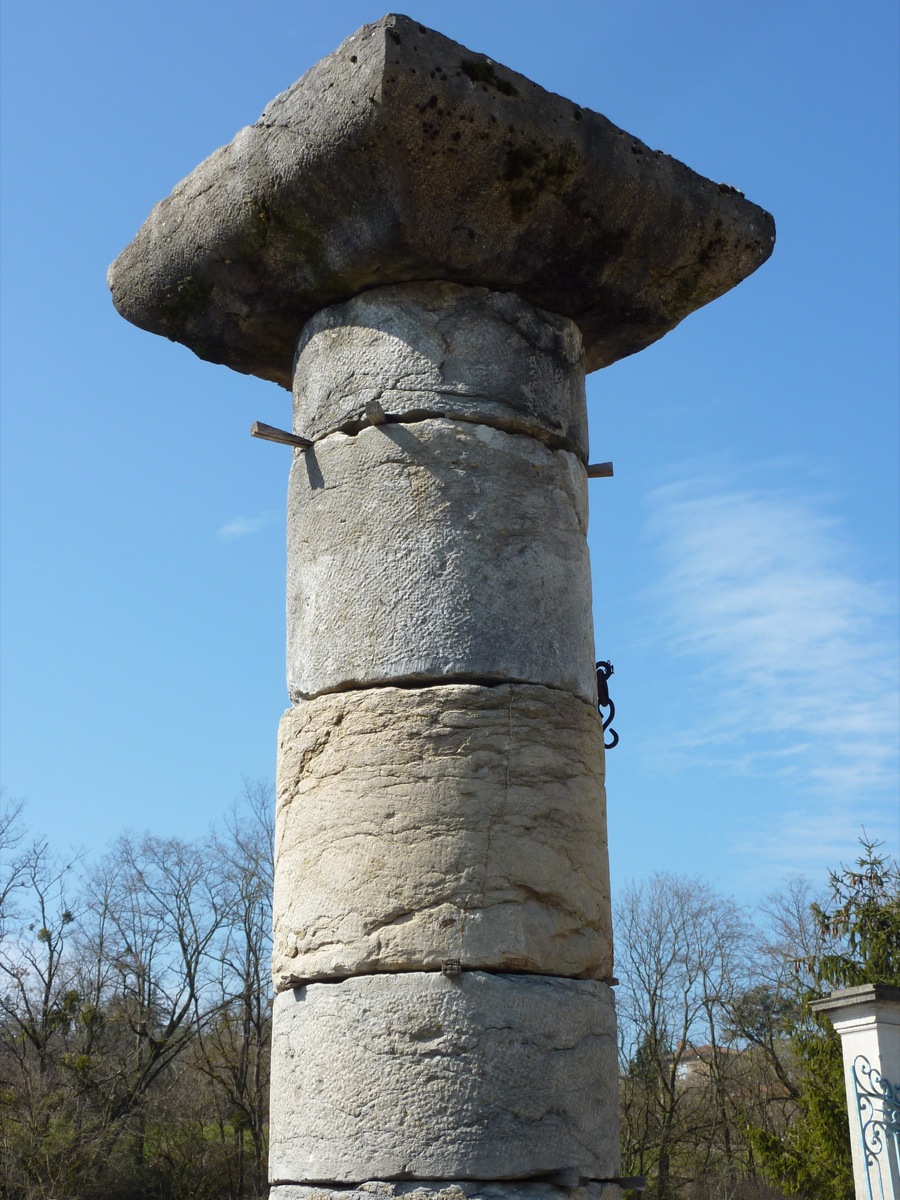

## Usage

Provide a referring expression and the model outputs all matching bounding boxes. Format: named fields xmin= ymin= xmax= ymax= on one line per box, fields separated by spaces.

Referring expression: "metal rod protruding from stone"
xmin=365 ymin=399 xmax=387 ymax=426
xmin=586 ymin=461 xmax=614 ymax=478
xmin=250 ymin=421 xmax=313 ymax=449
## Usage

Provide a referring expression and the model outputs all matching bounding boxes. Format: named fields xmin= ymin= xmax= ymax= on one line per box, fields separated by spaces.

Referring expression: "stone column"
xmin=108 ymin=14 xmax=774 ymax=1200
xmin=269 ymin=283 xmax=617 ymax=1187
xmin=812 ymin=985 xmax=900 ymax=1200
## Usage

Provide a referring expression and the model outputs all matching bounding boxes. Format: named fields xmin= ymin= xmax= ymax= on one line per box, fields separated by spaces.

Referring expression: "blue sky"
xmin=1 ymin=0 xmax=897 ymax=907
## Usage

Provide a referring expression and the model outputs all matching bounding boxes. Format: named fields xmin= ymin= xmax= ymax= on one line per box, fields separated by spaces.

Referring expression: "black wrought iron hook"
xmin=595 ymin=660 xmax=619 ymax=749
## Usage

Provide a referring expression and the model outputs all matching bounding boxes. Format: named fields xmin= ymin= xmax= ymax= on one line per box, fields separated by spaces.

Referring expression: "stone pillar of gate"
xmin=812 ymin=985 xmax=900 ymax=1200
xmin=108 ymin=14 xmax=774 ymax=1198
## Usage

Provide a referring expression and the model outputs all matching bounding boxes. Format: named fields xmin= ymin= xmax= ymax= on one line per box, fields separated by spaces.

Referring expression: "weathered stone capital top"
xmin=108 ymin=13 xmax=775 ymax=387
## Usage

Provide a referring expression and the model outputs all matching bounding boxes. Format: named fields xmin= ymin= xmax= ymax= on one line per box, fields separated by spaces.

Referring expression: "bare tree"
xmin=0 ymin=793 xmax=29 ymax=926
xmin=0 ymin=788 xmax=279 ymax=1199
xmin=88 ymin=835 xmax=231 ymax=1141
xmin=196 ymin=780 xmax=274 ymax=1199
xmin=615 ymin=873 xmax=757 ymax=1199
xmin=0 ymin=822 xmax=91 ymax=1199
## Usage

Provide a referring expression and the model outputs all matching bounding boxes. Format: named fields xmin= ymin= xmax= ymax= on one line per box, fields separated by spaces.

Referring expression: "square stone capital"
xmin=108 ymin=13 xmax=774 ymax=387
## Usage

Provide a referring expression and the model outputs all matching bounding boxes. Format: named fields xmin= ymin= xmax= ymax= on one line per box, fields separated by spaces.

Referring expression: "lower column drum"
xmin=268 ymin=972 xmax=620 ymax=1184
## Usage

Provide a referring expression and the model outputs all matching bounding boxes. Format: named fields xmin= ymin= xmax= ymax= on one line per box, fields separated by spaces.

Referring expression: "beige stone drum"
xmin=272 ymin=683 xmax=612 ymax=987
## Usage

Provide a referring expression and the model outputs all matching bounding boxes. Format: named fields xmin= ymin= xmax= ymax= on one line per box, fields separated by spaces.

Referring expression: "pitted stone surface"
xmin=273 ymin=684 xmax=611 ymax=987
xmin=269 ymin=1183 xmax=623 ymax=1199
xmin=292 ymin=283 xmax=588 ymax=457
xmin=286 ymin=419 xmax=595 ymax=703
xmin=108 ymin=14 xmax=775 ymax=386
xmin=268 ymin=972 xmax=619 ymax=1182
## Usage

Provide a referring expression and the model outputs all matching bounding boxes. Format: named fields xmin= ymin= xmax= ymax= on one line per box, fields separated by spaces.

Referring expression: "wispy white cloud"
xmin=216 ymin=513 xmax=272 ymax=541
xmin=733 ymin=801 xmax=896 ymax=888
xmin=643 ymin=462 xmax=899 ymax=817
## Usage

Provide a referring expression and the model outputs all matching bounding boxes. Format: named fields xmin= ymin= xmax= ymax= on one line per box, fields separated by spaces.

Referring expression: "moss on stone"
xmin=461 ymin=58 xmax=519 ymax=97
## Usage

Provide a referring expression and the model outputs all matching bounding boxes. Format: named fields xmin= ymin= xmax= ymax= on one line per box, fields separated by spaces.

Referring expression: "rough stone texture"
xmin=268 ymin=972 xmax=619 ymax=1182
xmin=273 ymin=683 xmax=611 ymax=987
xmin=108 ymin=14 xmax=775 ymax=387
xmin=293 ymin=283 xmax=588 ymax=458
xmin=269 ymin=1183 xmax=623 ymax=1200
xmin=286 ymin=419 xmax=595 ymax=703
